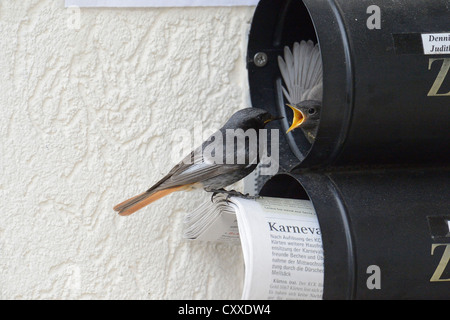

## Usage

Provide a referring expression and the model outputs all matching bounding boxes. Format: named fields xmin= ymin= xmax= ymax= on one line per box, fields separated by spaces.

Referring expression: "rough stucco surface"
xmin=0 ymin=0 xmax=255 ymax=299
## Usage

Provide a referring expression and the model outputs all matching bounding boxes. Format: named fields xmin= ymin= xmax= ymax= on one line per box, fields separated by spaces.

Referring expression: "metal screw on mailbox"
xmin=254 ymin=52 xmax=268 ymax=67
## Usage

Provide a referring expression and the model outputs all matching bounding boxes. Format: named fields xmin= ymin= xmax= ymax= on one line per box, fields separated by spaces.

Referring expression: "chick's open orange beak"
xmin=286 ymin=104 xmax=305 ymax=133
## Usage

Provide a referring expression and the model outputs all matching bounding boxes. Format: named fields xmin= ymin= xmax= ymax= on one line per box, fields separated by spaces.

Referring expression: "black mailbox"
xmin=247 ymin=0 xmax=450 ymax=299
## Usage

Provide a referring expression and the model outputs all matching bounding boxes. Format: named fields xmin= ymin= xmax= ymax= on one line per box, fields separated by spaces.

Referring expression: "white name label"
xmin=421 ymin=33 xmax=450 ymax=55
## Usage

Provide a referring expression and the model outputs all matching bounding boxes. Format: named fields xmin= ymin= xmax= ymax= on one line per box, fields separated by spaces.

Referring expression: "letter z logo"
xmin=428 ymin=58 xmax=450 ymax=96
xmin=430 ymin=244 xmax=450 ymax=282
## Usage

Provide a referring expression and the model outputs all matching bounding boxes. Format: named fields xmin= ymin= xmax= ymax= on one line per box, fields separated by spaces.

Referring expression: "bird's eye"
xmin=308 ymin=108 xmax=316 ymax=115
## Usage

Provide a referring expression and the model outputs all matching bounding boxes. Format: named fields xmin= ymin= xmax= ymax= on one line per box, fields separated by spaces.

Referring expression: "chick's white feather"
xmin=278 ymin=40 xmax=323 ymax=105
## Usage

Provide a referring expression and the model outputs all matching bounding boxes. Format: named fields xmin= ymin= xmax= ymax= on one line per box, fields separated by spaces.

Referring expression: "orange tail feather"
xmin=113 ymin=185 xmax=186 ymax=216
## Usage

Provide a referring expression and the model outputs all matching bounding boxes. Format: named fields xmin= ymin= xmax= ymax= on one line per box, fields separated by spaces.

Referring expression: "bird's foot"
xmin=209 ymin=188 xmax=260 ymax=202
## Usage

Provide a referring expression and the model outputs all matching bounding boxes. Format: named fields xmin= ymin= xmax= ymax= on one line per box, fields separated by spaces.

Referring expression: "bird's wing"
xmin=113 ymin=157 xmax=244 ymax=216
xmin=278 ymin=40 xmax=323 ymax=105
xmin=114 ymin=135 xmax=250 ymax=216
xmin=160 ymin=161 xmax=245 ymax=189
xmin=147 ymin=143 xmax=249 ymax=192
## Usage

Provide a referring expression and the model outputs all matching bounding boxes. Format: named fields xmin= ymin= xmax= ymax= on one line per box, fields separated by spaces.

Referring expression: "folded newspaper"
xmin=184 ymin=194 xmax=324 ymax=300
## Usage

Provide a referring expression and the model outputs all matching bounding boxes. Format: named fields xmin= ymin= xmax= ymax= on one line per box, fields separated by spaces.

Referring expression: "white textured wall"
xmin=0 ymin=1 xmax=255 ymax=299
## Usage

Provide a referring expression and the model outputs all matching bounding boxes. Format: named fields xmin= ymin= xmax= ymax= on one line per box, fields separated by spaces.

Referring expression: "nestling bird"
xmin=278 ymin=40 xmax=322 ymax=143
xmin=113 ymin=108 xmax=281 ymax=216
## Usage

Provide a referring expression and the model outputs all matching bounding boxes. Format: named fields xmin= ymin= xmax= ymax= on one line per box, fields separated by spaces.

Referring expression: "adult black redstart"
xmin=114 ymin=108 xmax=281 ymax=216
xmin=278 ymin=40 xmax=322 ymax=142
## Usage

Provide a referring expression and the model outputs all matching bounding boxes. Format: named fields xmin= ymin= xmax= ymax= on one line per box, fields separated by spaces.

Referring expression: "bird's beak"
xmin=264 ymin=115 xmax=284 ymax=124
xmin=286 ymin=104 xmax=305 ymax=133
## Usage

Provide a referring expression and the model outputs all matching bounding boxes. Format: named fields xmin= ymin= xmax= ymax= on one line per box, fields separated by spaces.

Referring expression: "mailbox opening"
xmin=247 ymin=0 xmax=323 ymax=171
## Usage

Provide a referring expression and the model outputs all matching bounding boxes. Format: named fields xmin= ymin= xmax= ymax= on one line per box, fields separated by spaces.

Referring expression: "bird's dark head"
xmin=286 ymin=100 xmax=321 ymax=133
xmin=225 ymin=108 xmax=283 ymax=131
